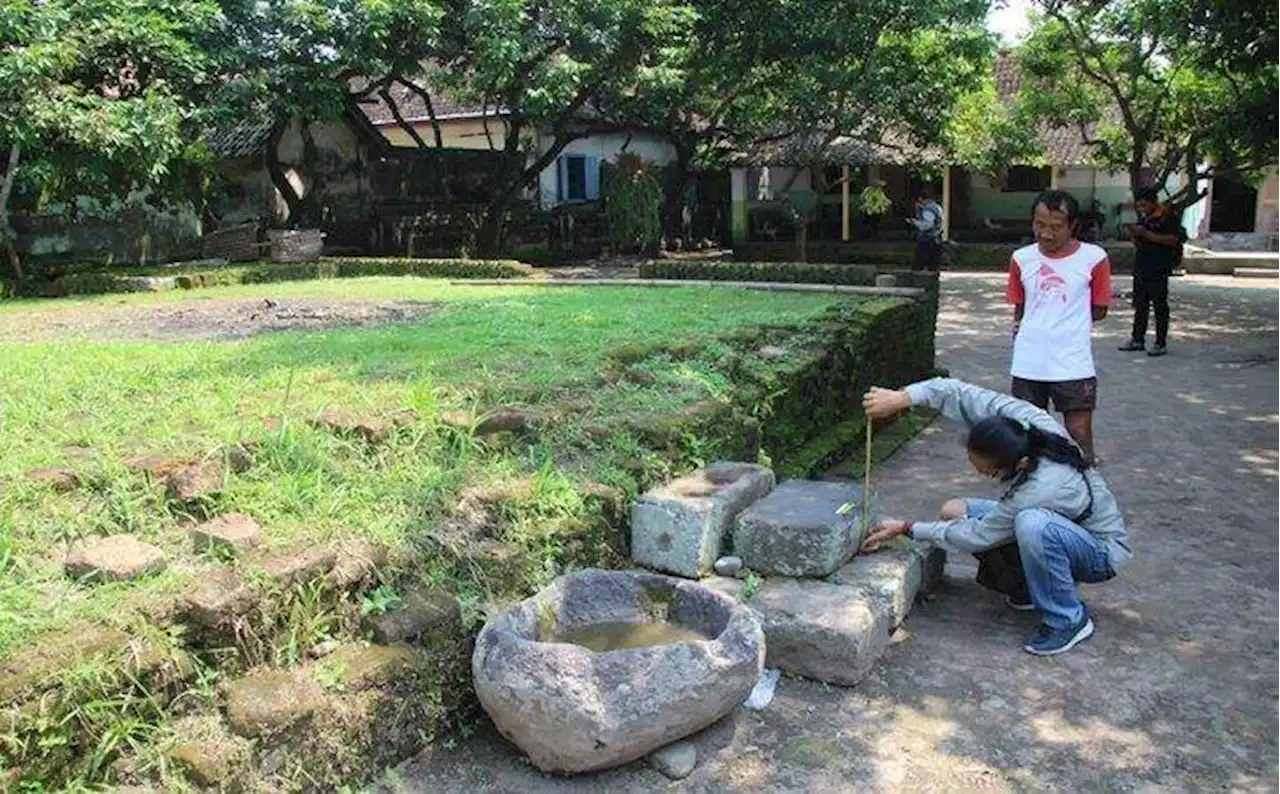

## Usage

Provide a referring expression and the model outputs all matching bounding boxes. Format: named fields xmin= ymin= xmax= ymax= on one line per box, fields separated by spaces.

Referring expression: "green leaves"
xmin=1014 ymin=0 xmax=1277 ymax=202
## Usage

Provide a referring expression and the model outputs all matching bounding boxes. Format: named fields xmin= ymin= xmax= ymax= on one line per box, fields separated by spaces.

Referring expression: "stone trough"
xmin=472 ymin=568 xmax=764 ymax=774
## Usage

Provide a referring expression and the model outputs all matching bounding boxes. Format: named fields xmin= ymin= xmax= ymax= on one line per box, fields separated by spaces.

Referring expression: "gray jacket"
xmin=903 ymin=378 xmax=1132 ymax=572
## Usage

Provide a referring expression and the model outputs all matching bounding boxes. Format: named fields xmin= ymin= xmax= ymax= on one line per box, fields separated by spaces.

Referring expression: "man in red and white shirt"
xmin=1007 ymin=190 xmax=1111 ymax=463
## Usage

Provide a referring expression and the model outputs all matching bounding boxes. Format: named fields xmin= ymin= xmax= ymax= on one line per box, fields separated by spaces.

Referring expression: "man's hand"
xmin=862 ymin=387 xmax=910 ymax=420
xmin=1125 ymin=224 xmax=1146 ymax=240
xmin=860 ymin=520 xmax=909 ymax=553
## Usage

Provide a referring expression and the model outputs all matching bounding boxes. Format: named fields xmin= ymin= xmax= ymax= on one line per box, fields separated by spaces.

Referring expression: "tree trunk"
xmin=265 ymin=119 xmax=303 ymax=227
xmin=663 ymin=139 xmax=696 ymax=245
xmin=0 ymin=141 xmax=23 ymax=280
xmin=298 ymin=119 xmax=323 ymax=228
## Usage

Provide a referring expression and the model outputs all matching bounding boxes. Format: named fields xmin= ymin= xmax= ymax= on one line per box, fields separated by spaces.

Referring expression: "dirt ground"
xmin=0 ymin=297 xmax=438 ymax=342
xmin=376 ymin=273 xmax=1280 ymax=793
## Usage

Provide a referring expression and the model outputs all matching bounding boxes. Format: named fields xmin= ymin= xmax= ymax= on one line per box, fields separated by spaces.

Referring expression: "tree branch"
xmin=0 ymin=140 xmax=23 ymax=280
xmin=378 ymin=85 xmax=429 ymax=149
xmin=398 ymin=78 xmax=445 ymax=148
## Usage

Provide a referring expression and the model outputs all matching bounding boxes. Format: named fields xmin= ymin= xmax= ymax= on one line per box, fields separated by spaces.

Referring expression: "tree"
xmin=596 ymin=0 xmax=996 ymax=252
xmin=422 ymin=0 xmax=698 ymax=254
xmin=0 ymin=0 xmax=223 ymax=277
xmin=209 ymin=0 xmax=443 ymax=228
xmin=1017 ymin=0 xmax=1279 ymax=210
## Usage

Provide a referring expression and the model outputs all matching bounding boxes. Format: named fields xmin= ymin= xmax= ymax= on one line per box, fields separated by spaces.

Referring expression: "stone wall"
xmin=632 ymin=259 xmax=941 ymax=478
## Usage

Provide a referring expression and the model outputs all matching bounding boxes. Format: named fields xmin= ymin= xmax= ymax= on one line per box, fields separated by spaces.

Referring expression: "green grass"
xmin=0 ymin=277 xmax=848 ymax=661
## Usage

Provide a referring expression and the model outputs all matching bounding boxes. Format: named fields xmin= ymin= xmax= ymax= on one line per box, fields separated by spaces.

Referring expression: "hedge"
xmin=732 ymin=241 xmax=1138 ymax=272
xmin=638 ymin=259 xmax=938 ymax=292
xmin=4 ymin=257 xmax=538 ymax=298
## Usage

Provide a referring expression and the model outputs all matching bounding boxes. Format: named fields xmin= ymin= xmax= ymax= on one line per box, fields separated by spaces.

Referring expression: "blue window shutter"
xmin=556 ymin=157 xmax=568 ymax=204
xmin=585 ymin=156 xmax=601 ymax=201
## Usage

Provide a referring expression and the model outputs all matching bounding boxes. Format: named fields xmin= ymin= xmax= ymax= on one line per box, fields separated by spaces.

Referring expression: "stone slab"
xmin=827 ymin=541 xmax=944 ymax=628
xmin=165 ymin=462 xmax=224 ymax=502
xmin=362 ymin=590 xmax=461 ymax=645
xmin=223 ymin=669 xmax=321 ymax=738
xmin=65 ymin=535 xmax=166 ymax=582
xmin=631 ymin=462 xmax=775 ymax=579
xmin=190 ymin=513 xmax=262 ymax=554
xmin=704 ymin=576 xmax=891 ymax=687
xmin=732 ymin=479 xmax=867 ymax=577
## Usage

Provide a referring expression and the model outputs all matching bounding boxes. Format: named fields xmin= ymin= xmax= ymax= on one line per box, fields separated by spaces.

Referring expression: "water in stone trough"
xmin=551 ymin=621 xmax=709 ymax=652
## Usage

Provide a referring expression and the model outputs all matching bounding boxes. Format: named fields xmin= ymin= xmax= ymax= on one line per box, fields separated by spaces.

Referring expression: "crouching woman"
xmin=860 ymin=378 xmax=1132 ymax=656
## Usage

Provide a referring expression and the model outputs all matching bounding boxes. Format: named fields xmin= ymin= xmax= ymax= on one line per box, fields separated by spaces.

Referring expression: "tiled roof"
xmin=204 ymin=118 xmax=276 ymax=158
xmin=732 ymin=132 xmax=946 ymax=167
xmin=352 ymin=76 xmax=494 ymax=125
xmin=995 ymin=50 xmax=1101 ymax=166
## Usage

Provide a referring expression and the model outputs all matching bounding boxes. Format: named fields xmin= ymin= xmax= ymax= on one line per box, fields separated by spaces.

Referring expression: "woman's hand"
xmin=862 ymin=387 xmax=910 ymax=420
xmin=860 ymin=519 xmax=909 ymax=553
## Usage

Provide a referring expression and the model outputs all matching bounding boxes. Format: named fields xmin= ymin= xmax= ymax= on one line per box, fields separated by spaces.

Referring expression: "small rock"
xmin=184 ymin=569 xmax=258 ymax=628
xmin=65 ymin=535 xmax=166 ymax=582
xmin=327 ymin=643 xmax=419 ymax=691
xmin=165 ymin=461 xmax=224 ymax=502
xmin=874 ymin=274 xmax=899 ymax=288
xmin=190 ymin=513 xmax=263 ymax=554
xmin=260 ymin=748 xmax=285 ymax=776
xmin=313 ymin=410 xmax=391 ymax=443
xmin=124 ymin=455 xmax=194 ymax=480
xmin=362 ymin=590 xmax=461 ymax=645
xmin=327 ymin=540 xmax=385 ymax=588
xmin=647 ymin=741 xmax=697 ymax=780
xmin=226 ymin=443 xmax=255 ymax=473
xmin=223 ymin=669 xmax=321 ymax=738
xmin=258 ymin=545 xmax=337 ymax=586
xmin=757 ymin=345 xmax=789 ymax=360
xmin=390 ymin=408 xmax=420 ymax=427
xmin=441 ymin=406 xmax=533 ymax=436
xmin=27 ymin=467 xmax=80 ymax=492
xmin=308 ymin=640 xmax=339 ymax=659
xmin=169 ymin=742 xmax=232 ymax=787
xmin=714 ymin=556 xmax=744 ymax=578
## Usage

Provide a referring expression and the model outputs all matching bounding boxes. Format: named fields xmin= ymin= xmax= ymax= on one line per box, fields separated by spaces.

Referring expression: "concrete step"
xmin=1233 ymin=267 xmax=1279 ymax=279
xmin=1183 ymin=254 xmax=1279 ymax=275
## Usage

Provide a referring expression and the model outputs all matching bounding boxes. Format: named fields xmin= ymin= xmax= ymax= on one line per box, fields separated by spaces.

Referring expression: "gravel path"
xmin=380 ymin=273 xmax=1279 ymax=794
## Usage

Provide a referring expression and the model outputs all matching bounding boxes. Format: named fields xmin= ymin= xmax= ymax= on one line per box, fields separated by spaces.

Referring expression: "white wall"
xmin=535 ymin=132 xmax=677 ymax=209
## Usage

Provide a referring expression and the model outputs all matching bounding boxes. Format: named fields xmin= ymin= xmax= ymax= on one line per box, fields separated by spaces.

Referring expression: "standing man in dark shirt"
xmin=1119 ymin=187 xmax=1185 ymax=357
xmin=907 ymin=187 xmax=944 ymax=270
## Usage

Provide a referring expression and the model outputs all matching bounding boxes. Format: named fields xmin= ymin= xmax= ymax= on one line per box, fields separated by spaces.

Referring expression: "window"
xmin=1003 ymin=165 xmax=1052 ymax=193
xmin=556 ymin=154 xmax=600 ymax=204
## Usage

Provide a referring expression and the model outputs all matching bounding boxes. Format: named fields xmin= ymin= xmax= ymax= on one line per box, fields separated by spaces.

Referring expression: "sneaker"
xmin=1024 ymin=615 xmax=1095 ymax=656
xmin=1005 ymin=595 xmax=1036 ymax=611
xmin=1147 ymin=344 xmax=1167 ymax=357
xmin=1118 ymin=339 xmax=1145 ymax=352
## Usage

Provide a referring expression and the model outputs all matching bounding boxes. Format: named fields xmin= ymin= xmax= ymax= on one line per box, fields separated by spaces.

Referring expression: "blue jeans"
xmin=967 ymin=499 xmax=1116 ymax=629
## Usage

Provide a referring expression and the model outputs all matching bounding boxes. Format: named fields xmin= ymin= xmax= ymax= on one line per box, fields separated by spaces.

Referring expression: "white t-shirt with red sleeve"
xmin=1006 ymin=240 xmax=1112 ymax=382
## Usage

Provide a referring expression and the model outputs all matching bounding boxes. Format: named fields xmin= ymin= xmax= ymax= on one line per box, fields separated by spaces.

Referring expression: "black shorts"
xmin=1011 ymin=376 xmax=1097 ymax=413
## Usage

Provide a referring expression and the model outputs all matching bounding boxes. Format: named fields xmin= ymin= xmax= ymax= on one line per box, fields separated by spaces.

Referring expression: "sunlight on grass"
xmin=0 ymin=278 xmax=847 ymax=658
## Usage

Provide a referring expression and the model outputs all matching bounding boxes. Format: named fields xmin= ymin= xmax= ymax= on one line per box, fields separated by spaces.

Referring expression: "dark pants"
xmin=975 ymin=542 xmax=1031 ymax=603
xmin=1131 ymin=266 xmax=1170 ymax=346
xmin=914 ymin=238 xmax=942 ymax=271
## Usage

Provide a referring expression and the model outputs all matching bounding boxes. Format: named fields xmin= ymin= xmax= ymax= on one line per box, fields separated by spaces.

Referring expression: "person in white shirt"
xmin=1006 ymin=190 xmax=1111 ymax=464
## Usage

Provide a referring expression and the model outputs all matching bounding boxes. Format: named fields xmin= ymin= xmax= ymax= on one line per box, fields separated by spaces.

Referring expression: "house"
xmin=1192 ymin=166 xmax=1279 ymax=251
xmin=355 ymin=82 xmax=679 ymax=210
xmin=204 ymin=111 xmax=383 ymax=229
xmin=727 ymin=53 xmax=1197 ymax=248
